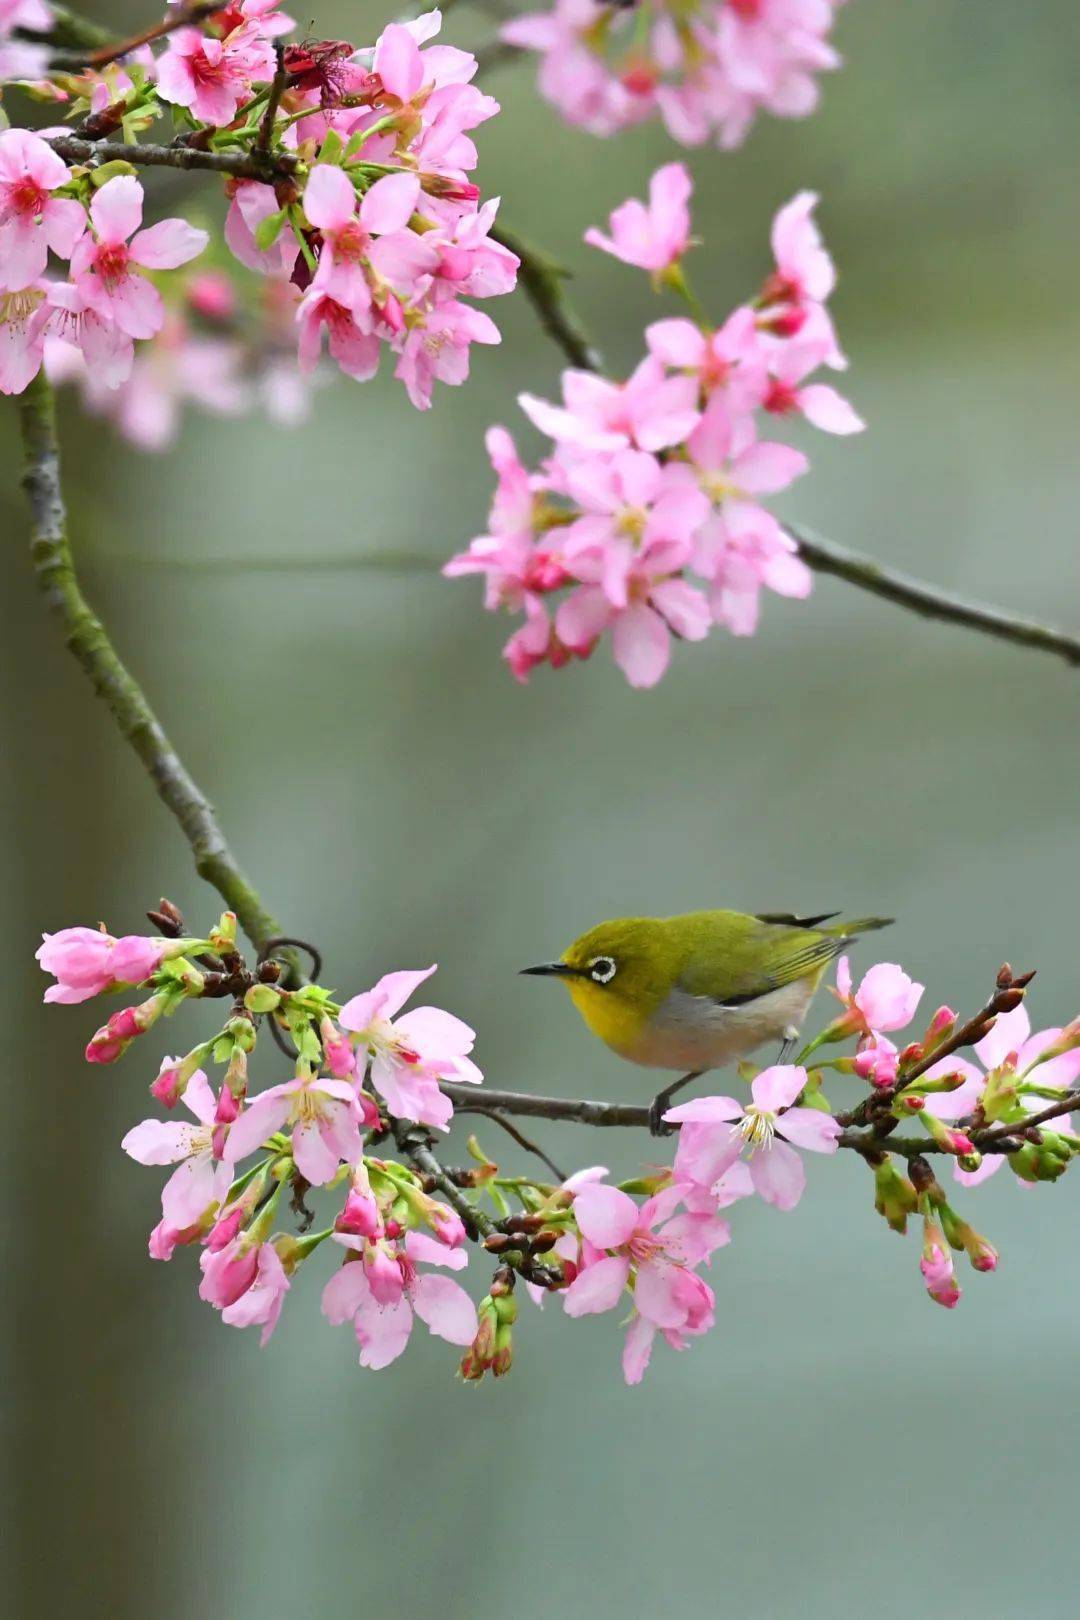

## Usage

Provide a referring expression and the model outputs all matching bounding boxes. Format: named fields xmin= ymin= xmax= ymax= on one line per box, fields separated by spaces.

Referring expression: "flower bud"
xmin=921 ymin=1005 xmax=958 ymax=1053
xmin=150 ymin=1046 xmax=206 ymax=1108
xmin=85 ymin=988 xmax=170 ymax=1064
xmin=923 ymin=1114 xmax=976 ymax=1157
xmin=245 ymin=984 xmax=282 ymax=1015
xmin=320 ymin=1017 xmax=356 ymax=1079
xmin=920 ymin=1217 xmax=961 ymax=1308
xmin=873 ymin=1158 xmax=917 ymax=1234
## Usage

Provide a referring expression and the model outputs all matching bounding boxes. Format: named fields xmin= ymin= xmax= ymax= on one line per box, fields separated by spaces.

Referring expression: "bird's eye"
xmin=589 ymin=956 xmax=617 ymax=984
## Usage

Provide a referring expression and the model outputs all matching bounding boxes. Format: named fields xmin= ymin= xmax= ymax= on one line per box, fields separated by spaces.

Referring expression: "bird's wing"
xmin=674 ymin=915 xmax=844 ymax=1008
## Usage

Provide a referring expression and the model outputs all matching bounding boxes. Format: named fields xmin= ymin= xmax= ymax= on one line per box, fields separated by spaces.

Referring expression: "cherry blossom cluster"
xmin=0 ymin=7 xmax=518 ymax=417
xmin=502 ymin=0 xmax=847 ymax=149
xmin=445 ymin=165 xmax=862 ymax=686
xmin=38 ymin=902 xmax=1080 ymax=1384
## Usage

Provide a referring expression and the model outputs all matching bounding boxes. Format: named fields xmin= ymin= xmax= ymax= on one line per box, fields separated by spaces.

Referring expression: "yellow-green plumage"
xmin=525 ymin=909 xmax=892 ymax=1075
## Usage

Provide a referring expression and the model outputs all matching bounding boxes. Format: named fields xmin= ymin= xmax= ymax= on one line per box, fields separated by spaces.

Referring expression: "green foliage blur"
xmin=4 ymin=2 xmax=1080 ymax=1616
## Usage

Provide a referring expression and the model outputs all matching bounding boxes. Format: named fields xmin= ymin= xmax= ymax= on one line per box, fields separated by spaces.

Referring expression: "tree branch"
xmin=789 ymin=524 xmax=1080 ymax=669
xmin=490 ymin=223 xmax=602 ymax=373
xmin=45 ymin=134 xmax=298 ymax=182
xmin=16 ymin=372 xmax=286 ymax=954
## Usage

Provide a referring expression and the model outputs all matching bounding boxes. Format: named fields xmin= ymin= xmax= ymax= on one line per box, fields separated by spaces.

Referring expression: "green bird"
xmin=522 ymin=909 xmax=893 ymax=1132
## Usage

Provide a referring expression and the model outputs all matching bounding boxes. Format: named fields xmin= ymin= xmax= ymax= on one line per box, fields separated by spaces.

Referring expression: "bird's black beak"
xmin=520 ymin=961 xmax=580 ymax=978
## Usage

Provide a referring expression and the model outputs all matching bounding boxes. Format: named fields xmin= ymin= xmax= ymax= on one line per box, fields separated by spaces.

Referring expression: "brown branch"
xmin=256 ymin=44 xmax=288 ymax=156
xmin=45 ymin=133 xmax=298 ymax=182
xmin=79 ymin=1 xmax=220 ymax=69
xmin=391 ymin=1120 xmax=563 ymax=1287
xmin=489 ymin=223 xmax=602 ymax=373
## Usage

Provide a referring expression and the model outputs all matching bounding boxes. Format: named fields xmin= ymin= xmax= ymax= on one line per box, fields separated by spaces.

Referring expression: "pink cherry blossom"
xmin=584 ymin=163 xmax=692 ymax=274
xmin=303 ymin=164 xmax=426 ymax=316
xmin=322 ymin=1228 xmax=477 ymax=1370
xmin=0 ymin=131 xmax=85 ymax=292
xmin=666 ymin=1065 xmax=840 ymax=1210
xmin=69 ymin=176 xmax=208 ymax=340
xmin=156 ymin=23 xmax=275 ymax=126
xmin=121 ymin=1069 xmax=234 ymax=1228
xmin=36 ymin=925 xmax=165 ymax=1003
xmin=226 ymin=1073 xmax=365 ymax=1185
xmin=338 ymin=965 xmax=482 ymax=1131
xmin=562 ymin=1181 xmax=722 ymax=1384
xmin=759 ymin=338 xmax=863 ymax=434
xmin=832 ymin=957 xmax=925 ymax=1038
xmin=765 ymin=190 xmax=836 ymax=325
xmin=394 ymin=300 xmax=501 ymax=411
xmin=520 ymin=356 xmax=700 ymax=454
xmin=199 ymin=1234 xmax=290 ymax=1344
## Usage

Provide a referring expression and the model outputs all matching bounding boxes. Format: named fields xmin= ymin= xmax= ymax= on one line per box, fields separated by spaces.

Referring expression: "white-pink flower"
xmin=338 ymin=965 xmax=482 ymax=1131
xmin=69 ymin=176 xmax=207 ymax=340
xmin=666 ymin=1065 xmax=840 ymax=1210
xmin=584 ymin=163 xmax=692 ymax=274
xmin=121 ymin=1069 xmax=234 ymax=1228
xmin=322 ymin=1228 xmax=477 ymax=1369
xmin=225 ymin=1073 xmax=365 ymax=1185
xmin=0 ymin=131 xmax=85 ymax=293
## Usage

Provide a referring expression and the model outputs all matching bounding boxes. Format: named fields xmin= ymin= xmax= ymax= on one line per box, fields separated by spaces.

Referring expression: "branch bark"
xmin=17 ymin=372 xmax=286 ymax=953
xmin=46 ymin=134 xmax=298 ymax=182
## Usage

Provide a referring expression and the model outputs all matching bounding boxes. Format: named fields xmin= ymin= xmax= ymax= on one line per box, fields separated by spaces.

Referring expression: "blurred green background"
xmin=5 ymin=1 xmax=1080 ymax=1615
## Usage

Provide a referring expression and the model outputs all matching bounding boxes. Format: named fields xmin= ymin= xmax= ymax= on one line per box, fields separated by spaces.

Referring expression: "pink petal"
xmin=374 ymin=22 xmax=425 ymax=99
xmin=121 ymin=1119 xmax=196 ymax=1166
xmin=411 ymin=1274 xmax=478 ymax=1345
xmin=750 ymin=1140 xmax=806 ymax=1210
xmin=665 ymin=1095 xmax=742 ymax=1124
xmin=182 ymin=1068 xmax=217 ymax=1126
xmin=291 ymin=1117 xmax=341 ymax=1186
xmin=633 ymin=1257 xmax=689 ymax=1330
xmin=562 ymin=1254 xmax=631 ymax=1316
xmin=611 ymin=602 xmax=671 ymax=688
xmin=360 ymin=172 xmax=421 ymax=235
xmin=223 ymin=1093 xmax=292 ymax=1162
xmin=89 ymin=174 xmax=142 ymax=244
xmin=303 ymin=163 xmax=357 ymax=232
xmin=395 ymin=1004 xmax=476 ymax=1056
xmin=129 ymin=218 xmax=208 ymax=270
xmin=621 ymin=1314 xmax=656 ymax=1385
xmin=975 ymin=1003 xmax=1030 ymax=1070
xmin=645 ymin=317 xmax=705 ymax=368
xmin=43 ymin=197 xmax=87 ymax=261
xmin=751 ymin=1064 xmax=806 ymax=1113
xmin=798 ymin=383 xmax=865 ymax=435
xmin=321 ymin=1259 xmax=369 ymax=1324
xmin=776 ymin=1105 xmax=840 ymax=1154
xmin=161 ymin=1152 xmax=229 ymax=1228
xmin=405 ymin=1230 xmax=468 ymax=1270
xmin=573 ymin=1183 xmax=641 ymax=1248
xmin=339 ymin=965 xmax=437 ymax=1029
xmin=354 ymin=1291 xmax=414 ymax=1369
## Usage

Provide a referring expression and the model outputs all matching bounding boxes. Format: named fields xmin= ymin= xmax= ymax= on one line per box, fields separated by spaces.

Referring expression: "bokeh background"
xmin=5 ymin=1 xmax=1080 ymax=1615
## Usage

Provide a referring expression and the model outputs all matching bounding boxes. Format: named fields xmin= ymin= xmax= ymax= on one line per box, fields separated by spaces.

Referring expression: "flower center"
xmin=6 ymin=176 xmax=46 ymax=222
xmin=615 ymin=505 xmax=646 ymax=540
xmin=95 ymin=241 xmax=130 ymax=290
xmin=735 ymin=1107 xmax=776 ymax=1150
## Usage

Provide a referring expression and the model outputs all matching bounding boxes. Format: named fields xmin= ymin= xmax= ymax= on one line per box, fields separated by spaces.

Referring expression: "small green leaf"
xmin=254 ymin=208 xmax=286 ymax=250
xmin=89 ymin=160 xmax=138 ymax=187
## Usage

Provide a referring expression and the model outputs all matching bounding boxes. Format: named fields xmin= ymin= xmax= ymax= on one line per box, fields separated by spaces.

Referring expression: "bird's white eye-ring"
xmin=589 ymin=955 xmax=617 ymax=984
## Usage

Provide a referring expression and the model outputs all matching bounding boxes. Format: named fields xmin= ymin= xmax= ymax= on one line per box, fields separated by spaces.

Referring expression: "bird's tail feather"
xmin=822 ymin=916 xmax=894 ymax=939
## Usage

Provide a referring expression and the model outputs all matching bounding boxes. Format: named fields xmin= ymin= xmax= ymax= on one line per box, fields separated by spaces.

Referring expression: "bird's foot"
xmin=648 ymin=1094 xmax=676 ymax=1137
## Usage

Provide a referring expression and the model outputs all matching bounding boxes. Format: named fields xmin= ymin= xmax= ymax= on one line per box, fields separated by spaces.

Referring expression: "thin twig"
xmin=257 ymin=44 xmax=288 ymax=156
xmin=79 ymin=0 xmax=219 ymax=69
xmin=790 ymin=525 xmax=1080 ymax=670
xmin=452 ymin=1104 xmax=568 ymax=1181
xmin=391 ymin=1120 xmax=562 ymax=1286
xmin=45 ymin=134 xmax=298 ymax=182
xmin=16 ymin=372 xmax=286 ymax=955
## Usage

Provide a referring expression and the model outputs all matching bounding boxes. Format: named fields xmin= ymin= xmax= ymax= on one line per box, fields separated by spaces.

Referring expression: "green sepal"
xmin=254 ymin=208 xmax=287 ymax=251
xmin=89 ymin=160 xmax=138 ymax=187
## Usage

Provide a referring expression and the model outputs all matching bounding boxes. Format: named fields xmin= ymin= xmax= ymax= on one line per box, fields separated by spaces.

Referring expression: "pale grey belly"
xmin=622 ymin=980 xmax=816 ymax=1071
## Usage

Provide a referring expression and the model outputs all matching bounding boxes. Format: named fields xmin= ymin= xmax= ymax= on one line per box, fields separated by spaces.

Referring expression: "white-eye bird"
xmin=522 ymin=909 xmax=892 ymax=1132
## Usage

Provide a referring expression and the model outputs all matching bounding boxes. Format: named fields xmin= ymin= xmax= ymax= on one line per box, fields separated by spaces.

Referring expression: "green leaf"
xmin=89 ymin=160 xmax=138 ymax=187
xmin=319 ymin=128 xmax=344 ymax=165
xmin=254 ymin=208 xmax=286 ymax=251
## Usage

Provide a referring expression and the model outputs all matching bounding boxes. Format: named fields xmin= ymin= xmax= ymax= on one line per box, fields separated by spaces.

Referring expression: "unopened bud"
xmin=873 ymin=1158 xmax=917 ymax=1234
xmin=245 ymin=983 xmax=282 ymax=1014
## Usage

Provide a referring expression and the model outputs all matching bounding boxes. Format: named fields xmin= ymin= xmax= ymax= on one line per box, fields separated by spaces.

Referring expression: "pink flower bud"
xmin=207 ymin=1204 xmax=246 ymax=1251
xmin=337 ymin=1187 xmax=380 ymax=1238
xmin=365 ymin=1242 xmax=404 ymax=1305
xmin=320 ymin=1017 xmax=355 ymax=1080
xmin=150 ymin=1058 xmax=184 ymax=1106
